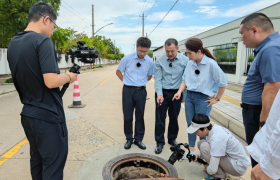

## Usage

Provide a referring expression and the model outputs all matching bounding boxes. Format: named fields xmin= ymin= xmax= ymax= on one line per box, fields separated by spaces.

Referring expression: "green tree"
xmin=51 ymin=27 xmax=71 ymax=52
xmin=148 ymin=50 xmax=153 ymax=58
xmin=0 ymin=0 xmax=61 ymax=47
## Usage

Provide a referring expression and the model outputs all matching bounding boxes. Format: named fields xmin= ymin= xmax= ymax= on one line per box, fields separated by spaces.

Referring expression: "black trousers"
xmin=122 ymin=85 xmax=147 ymax=141
xmin=21 ymin=116 xmax=68 ymax=180
xmin=155 ymin=90 xmax=182 ymax=145
xmin=242 ymin=108 xmax=261 ymax=167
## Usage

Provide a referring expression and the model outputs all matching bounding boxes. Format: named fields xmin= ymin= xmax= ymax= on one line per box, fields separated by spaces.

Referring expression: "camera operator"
xmin=187 ymin=114 xmax=249 ymax=180
xmin=7 ymin=2 xmax=77 ymax=180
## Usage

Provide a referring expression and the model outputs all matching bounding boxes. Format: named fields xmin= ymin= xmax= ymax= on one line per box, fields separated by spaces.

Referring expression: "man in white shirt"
xmin=247 ymin=89 xmax=280 ymax=180
xmin=187 ymin=114 xmax=250 ymax=180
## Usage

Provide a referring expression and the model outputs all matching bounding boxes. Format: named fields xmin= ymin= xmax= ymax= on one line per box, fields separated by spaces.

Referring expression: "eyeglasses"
xmin=137 ymin=50 xmax=149 ymax=54
xmin=136 ymin=62 xmax=141 ymax=67
xmin=39 ymin=13 xmax=58 ymax=32
xmin=169 ymin=63 xmax=173 ymax=67
xmin=195 ymin=69 xmax=200 ymax=75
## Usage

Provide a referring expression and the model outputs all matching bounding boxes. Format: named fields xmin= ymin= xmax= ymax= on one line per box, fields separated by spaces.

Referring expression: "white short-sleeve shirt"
xmin=206 ymin=125 xmax=250 ymax=174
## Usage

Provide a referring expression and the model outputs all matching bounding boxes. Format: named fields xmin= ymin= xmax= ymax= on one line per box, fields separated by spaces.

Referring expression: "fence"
xmin=0 ymin=48 xmax=119 ymax=75
xmin=244 ymin=48 xmax=254 ymax=75
xmin=218 ymin=62 xmax=236 ymax=74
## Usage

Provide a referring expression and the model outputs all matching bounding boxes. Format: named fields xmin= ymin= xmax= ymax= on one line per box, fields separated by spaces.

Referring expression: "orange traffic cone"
xmin=68 ymin=77 xmax=86 ymax=108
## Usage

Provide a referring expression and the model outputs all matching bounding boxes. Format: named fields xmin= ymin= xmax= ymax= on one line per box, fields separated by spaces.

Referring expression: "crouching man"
xmin=188 ymin=114 xmax=249 ymax=180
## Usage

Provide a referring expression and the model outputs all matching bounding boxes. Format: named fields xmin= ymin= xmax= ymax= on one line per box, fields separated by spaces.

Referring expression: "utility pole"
xmin=140 ymin=13 xmax=147 ymax=37
xmin=92 ymin=5 xmax=94 ymax=37
xmin=146 ymin=33 xmax=147 ymax=37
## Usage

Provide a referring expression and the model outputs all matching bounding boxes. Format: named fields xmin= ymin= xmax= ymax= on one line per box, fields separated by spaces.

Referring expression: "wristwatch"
xmin=215 ymin=97 xmax=220 ymax=101
xmin=259 ymin=121 xmax=266 ymax=127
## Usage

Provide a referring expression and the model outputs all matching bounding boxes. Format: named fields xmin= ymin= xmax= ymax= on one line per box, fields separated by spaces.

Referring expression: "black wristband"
xmin=259 ymin=121 xmax=266 ymax=127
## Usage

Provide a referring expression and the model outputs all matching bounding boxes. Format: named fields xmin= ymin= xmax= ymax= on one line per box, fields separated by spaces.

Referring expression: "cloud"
xmin=146 ymin=11 xmax=189 ymax=22
xmin=180 ymin=0 xmax=214 ymax=4
xmin=54 ymin=0 xmax=217 ymax=55
xmin=98 ymin=24 xmax=219 ymax=54
xmin=194 ymin=0 xmax=215 ymax=5
xmin=194 ymin=6 xmax=219 ymax=15
xmin=222 ymin=0 xmax=280 ymax=17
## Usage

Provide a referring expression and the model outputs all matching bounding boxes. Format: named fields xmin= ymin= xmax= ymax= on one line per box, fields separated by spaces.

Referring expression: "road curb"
xmin=0 ymin=88 xmax=16 ymax=96
xmin=210 ymin=107 xmax=246 ymax=141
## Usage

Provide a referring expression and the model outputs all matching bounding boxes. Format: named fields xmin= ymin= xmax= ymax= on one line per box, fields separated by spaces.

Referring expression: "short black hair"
xmin=28 ymin=2 xmax=57 ymax=23
xmin=165 ymin=38 xmax=178 ymax=47
xmin=136 ymin=37 xmax=151 ymax=48
xmin=241 ymin=13 xmax=274 ymax=32
xmin=192 ymin=114 xmax=213 ymax=131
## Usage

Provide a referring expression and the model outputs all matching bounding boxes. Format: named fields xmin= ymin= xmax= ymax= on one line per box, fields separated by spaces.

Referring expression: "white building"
xmin=153 ymin=2 xmax=280 ymax=85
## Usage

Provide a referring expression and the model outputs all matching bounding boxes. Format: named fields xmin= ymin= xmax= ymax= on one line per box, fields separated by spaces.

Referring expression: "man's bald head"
xmin=241 ymin=13 xmax=274 ymax=32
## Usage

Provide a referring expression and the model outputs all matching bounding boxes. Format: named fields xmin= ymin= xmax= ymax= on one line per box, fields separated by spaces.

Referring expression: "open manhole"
xmin=102 ymin=153 xmax=184 ymax=180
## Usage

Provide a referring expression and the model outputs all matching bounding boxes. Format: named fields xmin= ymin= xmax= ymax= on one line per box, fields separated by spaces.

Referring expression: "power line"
xmin=60 ymin=4 xmax=92 ymax=25
xmin=139 ymin=0 xmax=147 ymax=15
xmin=143 ymin=0 xmax=151 ymax=14
xmin=146 ymin=0 xmax=157 ymax=16
xmin=148 ymin=0 xmax=178 ymax=37
xmin=61 ymin=0 xmax=92 ymax=24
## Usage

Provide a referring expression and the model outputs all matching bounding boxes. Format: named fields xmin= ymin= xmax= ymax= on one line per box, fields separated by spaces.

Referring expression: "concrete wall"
xmin=0 ymin=48 xmax=115 ymax=75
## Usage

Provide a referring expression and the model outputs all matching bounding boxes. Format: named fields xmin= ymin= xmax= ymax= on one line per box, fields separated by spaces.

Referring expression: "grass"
xmin=5 ymin=78 xmax=13 ymax=83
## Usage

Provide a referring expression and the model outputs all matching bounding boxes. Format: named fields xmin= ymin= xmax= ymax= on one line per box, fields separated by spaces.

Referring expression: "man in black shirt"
xmin=7 ymin=2 xmax=77 ymax=180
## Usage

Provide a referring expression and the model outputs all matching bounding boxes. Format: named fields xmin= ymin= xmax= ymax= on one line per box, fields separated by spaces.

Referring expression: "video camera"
xmin=69 ymin=41 xmax=99 ymax=64
xmin=168 ymin=143 xmax=208 ymax=165
xmin=60 ymin=41 xmax=99 ymax=97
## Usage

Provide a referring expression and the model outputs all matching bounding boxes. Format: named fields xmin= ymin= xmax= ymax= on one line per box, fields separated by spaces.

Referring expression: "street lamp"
xmin=94 ymin=23 xmax=113 ymax=36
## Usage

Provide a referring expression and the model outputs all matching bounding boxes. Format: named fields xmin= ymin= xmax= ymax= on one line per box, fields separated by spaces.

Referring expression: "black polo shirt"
xmin=7 ymin=31 xmax=65 ymax=123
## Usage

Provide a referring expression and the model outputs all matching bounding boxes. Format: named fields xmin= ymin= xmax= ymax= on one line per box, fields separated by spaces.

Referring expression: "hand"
xmin=203 ymin=164 xmax=208 ymax=170
xmin=205 ymin=97 xmax=218 ymax=107
xmin=193 ymin=154 xmax=199 ymax=162
xmin=157 ymin=95 xmax=164 ymax=105
xmin=251 ymin=164 xmax=273 ymax=180
xmin=181 ymin=99 xmax=185 ymax=103
xmin=172 ymin=92 xmax=181 ymax=101
xmin=66 ymin=71 xmax=78 ymax=83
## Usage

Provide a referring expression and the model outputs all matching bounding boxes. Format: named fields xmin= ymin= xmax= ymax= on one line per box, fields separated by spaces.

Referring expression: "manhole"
xmin=102 ymin=153 xmax=183 ymax=180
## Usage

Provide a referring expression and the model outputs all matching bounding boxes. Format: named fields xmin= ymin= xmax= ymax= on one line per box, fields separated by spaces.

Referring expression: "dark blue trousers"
xmin=155 ymin=90 xmax=182 ymax=145
xmin=21 ymin=116 xmax=68 ymax=180
xmin=122 ymin=85 xmax=147 ymax=141
xmin=242 ymin=108 xmax=261 ymax=167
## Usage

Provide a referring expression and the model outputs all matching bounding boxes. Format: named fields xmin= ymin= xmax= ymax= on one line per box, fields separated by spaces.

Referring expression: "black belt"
xmin=124 ymin=85 xmax=146 ymax=89
xmin=163 ymin=89 xmax=179 ymax=91
xmin=240 ymin=103 xmax=262 ymax=110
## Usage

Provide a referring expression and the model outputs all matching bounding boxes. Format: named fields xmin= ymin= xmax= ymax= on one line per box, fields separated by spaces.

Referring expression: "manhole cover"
xmin=102 ymin=153 xmax=183 ymax=180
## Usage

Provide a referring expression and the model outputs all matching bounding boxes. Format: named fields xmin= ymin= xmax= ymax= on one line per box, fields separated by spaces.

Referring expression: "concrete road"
xmin=0 ymin=65 xmax=251 ymax=180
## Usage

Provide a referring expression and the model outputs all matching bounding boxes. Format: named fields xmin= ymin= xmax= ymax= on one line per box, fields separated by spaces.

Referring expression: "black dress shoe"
xmin=124 ymin=140 xmax=133 ymax=149
xmin=168 ymin=140 xmax=177 ymax=146
xmin=155 ymin=144 xmax=164 ymax=154
xmin=134 ymin=141 xmax=146 ymax=150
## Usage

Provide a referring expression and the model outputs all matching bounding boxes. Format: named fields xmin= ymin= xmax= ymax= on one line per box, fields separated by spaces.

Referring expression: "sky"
xmin=55 ymin=0 xmax=280 ymax=55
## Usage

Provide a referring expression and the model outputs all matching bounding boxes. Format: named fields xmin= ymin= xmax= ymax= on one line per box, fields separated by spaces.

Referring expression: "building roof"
xmin=153 ymin=46 xmax=163 ymax=52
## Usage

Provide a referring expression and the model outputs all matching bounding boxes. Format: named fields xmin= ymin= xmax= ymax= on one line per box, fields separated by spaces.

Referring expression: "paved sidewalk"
xmin=211 ymin=83 xmax=246 ymax=141
xmin=214 ymin=89 xmax=242 ymax=123
xmin=0 ymin=84 xmax=16 ymax=95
